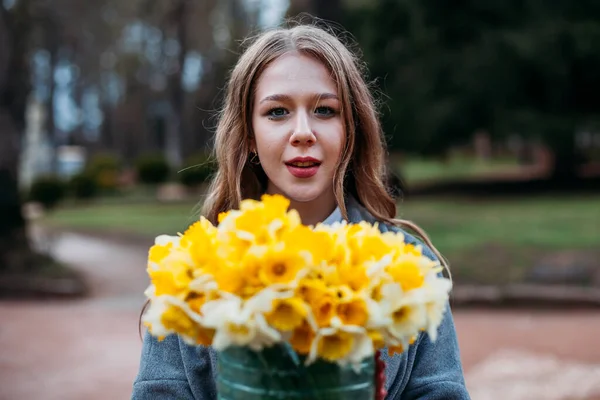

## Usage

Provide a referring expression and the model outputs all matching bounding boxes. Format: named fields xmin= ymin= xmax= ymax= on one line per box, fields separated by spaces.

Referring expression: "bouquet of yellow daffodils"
xmin=143 ymin=194 xmax=451 ymax=369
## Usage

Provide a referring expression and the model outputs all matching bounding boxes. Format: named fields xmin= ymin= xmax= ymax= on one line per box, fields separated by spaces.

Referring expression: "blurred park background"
xmin=1 ymin=0 xmax=600 ymax=399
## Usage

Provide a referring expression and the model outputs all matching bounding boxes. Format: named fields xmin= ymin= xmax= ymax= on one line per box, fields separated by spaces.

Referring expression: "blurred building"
xmin=56 ymin=146 xmax=86 ymax=179
xmin=19 ymin=97 xmax=53 ymax=189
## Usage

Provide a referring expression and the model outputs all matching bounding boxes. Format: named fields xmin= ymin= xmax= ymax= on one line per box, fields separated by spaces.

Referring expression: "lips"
xmin=287 ymin=161 xmax=319 ymax=167
xmin=285 ymin=157 xmax=321 ymax=178
xmin=285 ymin=157 xmax=321 ymax=168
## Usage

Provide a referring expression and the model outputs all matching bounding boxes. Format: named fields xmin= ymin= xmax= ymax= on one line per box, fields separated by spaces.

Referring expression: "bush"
xmin=135 ymin=153 xmax=171 ymax=185
xmin=179 ymin=153 xmax=216 ymax=188
xmin=69 ymin=172 xmax=97 ymax=199
xmin=85 ymin=153 xmax=121 ymax=192
xmin=29 ymin=175 xmax=67 ymax=209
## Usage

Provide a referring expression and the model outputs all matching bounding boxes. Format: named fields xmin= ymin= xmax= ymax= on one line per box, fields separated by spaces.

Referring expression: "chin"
xmin=279 ymin=186 xmax=327 ymax=204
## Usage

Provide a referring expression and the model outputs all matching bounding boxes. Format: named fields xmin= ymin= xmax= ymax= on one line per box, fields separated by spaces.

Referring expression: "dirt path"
xmin=457 ymin=309 xmax=600 ymax=400
xmin=1 ymin=231 xmax=599 ymax=400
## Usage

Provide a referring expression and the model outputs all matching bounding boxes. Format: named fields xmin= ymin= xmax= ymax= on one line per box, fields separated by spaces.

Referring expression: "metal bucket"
xmin=217 ymin=345 xmax=375 ymax=400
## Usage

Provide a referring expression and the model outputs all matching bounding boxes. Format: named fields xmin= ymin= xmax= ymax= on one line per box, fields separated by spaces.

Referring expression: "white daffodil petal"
xmin=236 ymin=230 xmax=255 ymax=242
xmin=245 ymin=288 xmax=292 ymax=315
xmin=141 ymin=298 xmax=172 ymax=338
xmin=154 ymin=234 xmax=180 ymax=247
xmin=254 ymin=313 xmax=282 ymax=343
xmin=212 ymin=330 xmax=233 ymax=351
xmin=306 ymin=327 xmax=336 ymax=366
xmin=143 ymin=284 xmax=156 ymax=298
xmin=348 ymin=333 xmax=374 ymax=372
xmin=425 ymin=299 xmax=447 ymax=342
xmin=387 ymin=301 xmax=427 ymax=342
xmin=188 ymin=276 xmax=218 ymax=292
xmin=160 ymin=295 xmax=205 ymax=325
xmin=201 ymin=297 xmax=242 ymax=328
xmin=367 ymin=254 xmax=392 ymax=277
xmin=268 ymin=219 xmax=283 ymax=235
xmin=366 ymin=298 xmax=390 ymax=329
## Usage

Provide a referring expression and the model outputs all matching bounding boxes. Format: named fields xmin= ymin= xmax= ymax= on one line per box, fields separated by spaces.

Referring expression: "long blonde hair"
xmin=202 ymin=22 xmax=447 ymax=268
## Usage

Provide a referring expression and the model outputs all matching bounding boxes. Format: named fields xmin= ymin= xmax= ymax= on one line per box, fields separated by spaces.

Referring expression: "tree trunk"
xmin=547 ymin=128 xmax=583 ymax=183
xmin=287 ymin=0 xmax=343 ymax=24
xmin=46 ymin=45 xmax=58 ymax=170
xmin=314 ymin=0 xmax=343 ymax=23
xmin=0 ymin=122 xmax=30 ymax=273
xmin=163 ymin=0 xmax=190 ymax=169
xmin=0 ymin=4 xmax=32 ymax=273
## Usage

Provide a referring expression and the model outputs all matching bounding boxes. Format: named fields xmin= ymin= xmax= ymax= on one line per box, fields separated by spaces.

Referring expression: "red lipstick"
xmin=285 ymin=157 xmax=321 ymax=179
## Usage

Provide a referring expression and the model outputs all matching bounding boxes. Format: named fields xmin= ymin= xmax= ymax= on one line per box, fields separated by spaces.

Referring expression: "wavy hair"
xmin=202 ymin=22 xmax=447 ymax=266
xmin=140 ymin=22 xmax=448 ymax=339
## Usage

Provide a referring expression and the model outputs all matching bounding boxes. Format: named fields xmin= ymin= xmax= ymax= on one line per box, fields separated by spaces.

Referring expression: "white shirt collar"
xmin=322 ymin=205 xmax=343 ymax=226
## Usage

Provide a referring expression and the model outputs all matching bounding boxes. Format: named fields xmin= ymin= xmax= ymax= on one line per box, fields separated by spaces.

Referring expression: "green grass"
xmin=399 ymin=195 xmax=600 ymax=284
xmin=45 ymin=195 xmax=600 ymax=249
xmin=43 ymin=201 xmax=203 ymax=237
xmin=43 ymin=195 xmax=600 ymax=285
xmin=399 ymin=196 xmax=600 ymax=251
xmin=396 ymin=156 xmax=520 ymax=185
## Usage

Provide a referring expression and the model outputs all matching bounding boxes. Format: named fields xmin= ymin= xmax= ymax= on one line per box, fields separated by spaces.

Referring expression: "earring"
xmin=249 ymin=150 xmax=260 ymax=165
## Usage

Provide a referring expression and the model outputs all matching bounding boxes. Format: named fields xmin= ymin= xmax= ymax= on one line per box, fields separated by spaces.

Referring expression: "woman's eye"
xmin=315 ymin=106 xmax=335 ymax=117
xmin=267 ymin=107 xmax=288 ymax=119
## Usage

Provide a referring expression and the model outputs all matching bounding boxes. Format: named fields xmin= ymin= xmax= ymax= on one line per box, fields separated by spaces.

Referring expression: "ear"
xmin=249 ymin=137 xmax=256 ymax=153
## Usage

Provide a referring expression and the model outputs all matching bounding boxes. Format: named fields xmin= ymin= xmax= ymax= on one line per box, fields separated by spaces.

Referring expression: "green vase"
xmin=216 ymin=345 xmax=375 ymax=400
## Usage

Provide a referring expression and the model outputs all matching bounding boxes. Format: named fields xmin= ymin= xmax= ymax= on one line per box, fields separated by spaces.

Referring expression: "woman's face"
xmin=252 ymin=53 xmax=345 ymax=211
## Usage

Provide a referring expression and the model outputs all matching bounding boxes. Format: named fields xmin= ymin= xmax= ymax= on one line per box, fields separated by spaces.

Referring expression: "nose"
xmin=289 ymin=110 xmax=316 ymax=146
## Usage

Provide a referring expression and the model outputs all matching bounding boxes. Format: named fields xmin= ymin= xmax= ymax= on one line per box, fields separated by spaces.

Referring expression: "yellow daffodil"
xmin=336 ymin=297 xmax=369 ymax=327
xmin=296 ymin=276 xmax=328 ymax=304
xmin=219 ymin=194 xmax=300 ymax=248
xmin=266 ymin=297 xmax=308 ymax=331
xmin=387 ymin=343 xmax=404 ymax=357
xmin=202 ymin=297 xmax=258 ymax=350
xmin=256 ymin=245 xmax=308 ymax=286
xmin=308 ymin=321 xmax=372 ymax=368
xmin=310 ymin=291 xmax=337 ymax=327
xmin=337 ymin=264 xmax=369 ymax=293
xmin=422 ymin=277 xmax=452 ymax=341
xmin=378 ymin=283 xmax=426 ymax=342
xmin=185 ymin=291 xmax=219 ymax=316
xmin=142 ymin=295 xmax=206 ymax=344
xmin=367 ymin=329 xmax=385 ymax=350
xmin=290 ymin=320 xmax=316 ymax=355
xmin=350 ymin=233 xmax=392 ymax=266
xmin=313 ymin=223 xmax=351 ymax=266
xmin=212 ymin=264 xmax=247 ymax=295
xmin=147 ymin=259 xmax=192 ymax=297
xmin=317 ymin=330 xmax=355 ymax=362
xmin=161 ymin=305 xmax=212 ymax=346
xmin=180 ymin=218 xmax=217 ymax=269
xmin=143 ymin=194 xmax=452 ymax=369
xmin=148 ymin=241 xmax=173 ymax=265
xmin=142 ymin=296 xmax=172 ymax=341
xmin=387 ymin=334 xmax=418 ymax=356
xmin=386 ymin=254 xmax=426 ymax=292
xmin=280 ymin=225 xmax=323 ymax=261
xmin=388 ymin=301 xmax=425 ymax=340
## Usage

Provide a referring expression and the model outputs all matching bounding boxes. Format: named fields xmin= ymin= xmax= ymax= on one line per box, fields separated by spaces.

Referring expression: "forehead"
xmin=254 ymin=52 xmax=337 ymax=97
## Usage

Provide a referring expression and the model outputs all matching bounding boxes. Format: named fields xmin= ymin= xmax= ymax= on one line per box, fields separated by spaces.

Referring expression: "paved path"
xmin=457 ymin=310 xmax=600 ymax=400
xmin=0 ymin=232 xmax=149 ymax=400
xmin=1 ymin=232 xmax=599 ymax=400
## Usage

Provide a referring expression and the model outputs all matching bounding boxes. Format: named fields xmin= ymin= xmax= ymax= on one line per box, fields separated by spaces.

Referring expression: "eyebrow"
xmin=259 ymin=93 xmax=339 ymax=104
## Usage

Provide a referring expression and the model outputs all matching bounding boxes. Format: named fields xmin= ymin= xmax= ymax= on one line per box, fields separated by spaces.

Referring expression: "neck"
xmin=266 ymin=187 xmax=337 ymax=226
xmin=289 ymin=198 xmax=337 ymax=226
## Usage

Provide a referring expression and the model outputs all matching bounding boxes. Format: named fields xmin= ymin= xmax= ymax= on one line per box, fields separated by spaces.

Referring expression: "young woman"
xmin=132 ymin=23 xmax=470 ymax=399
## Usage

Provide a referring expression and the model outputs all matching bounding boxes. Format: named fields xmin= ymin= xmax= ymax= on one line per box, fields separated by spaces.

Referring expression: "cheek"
xmin=327 ymin=121 xmax=346 ymax=161
xmin=252 ymin=117 xmax=271 ymax=150
xmin=252 ymin=119 xmax=285 ymax=161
